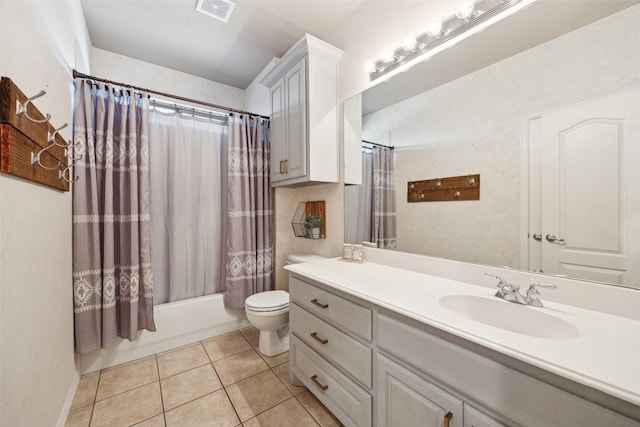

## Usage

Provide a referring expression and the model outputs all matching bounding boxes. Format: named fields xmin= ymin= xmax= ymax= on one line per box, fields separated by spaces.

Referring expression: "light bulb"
xmin=381 ymin=50 xmax=396 ymax=63
xmin=401 ymin=36 xmax=417 ymax=51
xmin=456 ymin=0 xmax=475 ymax=19
xmin=426 ymin=21 xmax=443 ymax=37
xmin=363 ymin=61 xmax=378 ymax=73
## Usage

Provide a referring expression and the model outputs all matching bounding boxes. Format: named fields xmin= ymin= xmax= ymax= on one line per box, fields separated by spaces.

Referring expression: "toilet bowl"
xmin=245 ymin=253 xmax=326 ymax=356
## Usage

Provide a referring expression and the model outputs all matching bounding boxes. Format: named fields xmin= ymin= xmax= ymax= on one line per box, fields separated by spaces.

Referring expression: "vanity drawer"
xmin=290 ymin=335 xmax=372 ymax=427
xmin=290 ymin=275 xmax=372 ymax=341
xmin=290 ymin=303 xmax=372 ymax=388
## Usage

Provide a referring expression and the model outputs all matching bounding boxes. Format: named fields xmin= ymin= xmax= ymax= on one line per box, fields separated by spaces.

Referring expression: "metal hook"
xmin=31 ymin=140 xmax=62 ymax=171
xmin=453 ymin=188 xmax=461 ymax=198
xmin=49 ymin=123 xmax=69 ymax=146
xmin=59 ymin=160 xmax=79 ymax=183
xmin=16 ymin=90 xmax=51 ymax=124
xmin=65 ymin=144 xmax=83 ymax=161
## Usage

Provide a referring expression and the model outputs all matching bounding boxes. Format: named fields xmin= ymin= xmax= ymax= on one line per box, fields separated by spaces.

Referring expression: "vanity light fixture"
xmin=364 ymin=0 xmax=536 ymax=81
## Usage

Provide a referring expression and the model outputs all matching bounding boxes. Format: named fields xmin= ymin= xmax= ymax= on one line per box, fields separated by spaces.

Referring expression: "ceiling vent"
xmin=196 ymin=0 xmax=235 ymax=23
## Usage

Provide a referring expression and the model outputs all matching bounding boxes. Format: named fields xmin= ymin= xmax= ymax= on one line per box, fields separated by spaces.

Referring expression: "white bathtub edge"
xmin=79 ymin=293 xmax=249 ymax=373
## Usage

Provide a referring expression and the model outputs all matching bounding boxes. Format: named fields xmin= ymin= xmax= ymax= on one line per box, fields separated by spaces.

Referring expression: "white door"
xmin=537 ymin=89 xmax=640 ymax=286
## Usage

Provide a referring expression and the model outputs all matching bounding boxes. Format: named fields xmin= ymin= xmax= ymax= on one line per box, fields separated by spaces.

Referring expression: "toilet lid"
xmin=245 ymin=290 xmax=289 ymax=312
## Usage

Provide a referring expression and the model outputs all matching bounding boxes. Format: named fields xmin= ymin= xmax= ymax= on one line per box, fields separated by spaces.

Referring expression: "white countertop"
xmin=285 ymin=258 xmax=640 ymax=407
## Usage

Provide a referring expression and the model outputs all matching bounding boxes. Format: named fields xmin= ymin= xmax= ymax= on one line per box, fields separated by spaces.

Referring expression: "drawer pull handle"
xmin=310 ymin=374 xmax=328 ymax=391
xmin=310 ymin=298 xmax=329 ymax=309
xmin=310 ymin=332 xmax=328 ymax=344
xmin=444 ymin=411 xmax=453 ymax=427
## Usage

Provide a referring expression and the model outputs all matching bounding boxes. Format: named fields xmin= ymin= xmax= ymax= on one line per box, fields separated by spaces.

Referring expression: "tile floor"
xmin=65 ymin=327 xmax=343 ymax=427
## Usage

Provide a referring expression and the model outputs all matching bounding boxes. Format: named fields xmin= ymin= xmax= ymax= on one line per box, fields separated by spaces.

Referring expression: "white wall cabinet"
xmin=261 ymin=34 xmax=343 ymax=187
xmin=288 ymin=273 xmax=639 ymax=427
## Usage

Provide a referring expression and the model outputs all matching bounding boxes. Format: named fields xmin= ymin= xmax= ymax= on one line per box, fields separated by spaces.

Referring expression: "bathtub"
xmin=79 ymin=293 xmax=249 ymax=374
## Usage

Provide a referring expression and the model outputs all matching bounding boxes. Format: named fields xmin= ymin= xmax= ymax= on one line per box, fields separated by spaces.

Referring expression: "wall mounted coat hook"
xmin=59 ymin=164 xmax=79 ymax=183
xmin=65 ymin=144 xmax=83 ymax=161
xmin=31 ymin=140 xmax=62 ymax=170
xmin=49 ymin=123 xmax=69 ymax=144
xmin=16 ymin=90 xmax=51 ymax=123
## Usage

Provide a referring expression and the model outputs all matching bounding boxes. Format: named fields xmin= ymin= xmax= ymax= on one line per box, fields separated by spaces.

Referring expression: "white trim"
xmin=260 ymin=33 xmax=343 ymax=87
xmin=56 ymin=370 xmax=80 ymax=427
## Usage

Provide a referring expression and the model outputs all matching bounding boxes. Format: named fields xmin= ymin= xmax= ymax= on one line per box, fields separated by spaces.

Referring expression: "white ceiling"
xmin=81 ymin=0 xmax=638 ymax=102
xmin=80 ymin=0 xmax=366 ymax=89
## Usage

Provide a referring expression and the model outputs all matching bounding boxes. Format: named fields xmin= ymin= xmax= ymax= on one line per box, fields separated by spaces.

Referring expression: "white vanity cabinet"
xmin=288 ymin=272 xmax=640 ymax=427
xmin=261 ymin=34 xmax=343 ymax=187
xmin=289 ymin=276 xmax=372 ymax=426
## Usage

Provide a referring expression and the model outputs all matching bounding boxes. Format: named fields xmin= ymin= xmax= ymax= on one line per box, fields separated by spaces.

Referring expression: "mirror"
xmin=345 ymin=2 xmax=640 ymax=288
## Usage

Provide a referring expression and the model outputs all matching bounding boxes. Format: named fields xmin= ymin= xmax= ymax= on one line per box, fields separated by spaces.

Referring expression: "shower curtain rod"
xmin=72 ymin=70 xmax=270 ymax=120
xmin=362 ymin=140 xmax=394 ymax=150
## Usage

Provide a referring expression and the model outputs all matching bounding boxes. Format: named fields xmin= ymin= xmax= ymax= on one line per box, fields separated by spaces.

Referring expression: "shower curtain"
xmin=372 ymin=146 xmax=397 ymax=249
xmin=225 ymin=114 xmax=273 ymax=308
xmin=148 ymin=110 xmax=227 ymax=304
xmin=344 ymin=151 xmax=373 ymax=244
xmin=72 ymin=80 xmax=155 ymax=353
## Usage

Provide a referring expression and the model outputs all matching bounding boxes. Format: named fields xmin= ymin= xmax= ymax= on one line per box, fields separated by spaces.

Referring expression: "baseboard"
xmin=56 ymin=370 xmax=80 ymax=427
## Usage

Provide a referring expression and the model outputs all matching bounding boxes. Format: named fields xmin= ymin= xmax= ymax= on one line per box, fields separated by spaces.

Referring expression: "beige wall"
xmin=0 ymin=1 xmax=91 ymax=425
xmin=91 ymin=47 xmax=245 ymax=110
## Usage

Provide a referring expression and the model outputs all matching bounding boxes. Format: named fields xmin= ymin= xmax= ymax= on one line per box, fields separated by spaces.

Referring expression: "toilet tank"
xmin=287 ymin=253 xmax=327 ymax=264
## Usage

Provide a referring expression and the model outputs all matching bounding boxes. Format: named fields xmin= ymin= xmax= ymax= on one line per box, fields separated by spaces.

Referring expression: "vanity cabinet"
xmin=289 ymin=276 xmax=372 ymax=426
xmin=377 ymin=354 xmax=463 ymax=427
xmin=288 ymin=272 xmax=640 ymax=427
xmin=261 ymin=34 xmax=343 ymax=187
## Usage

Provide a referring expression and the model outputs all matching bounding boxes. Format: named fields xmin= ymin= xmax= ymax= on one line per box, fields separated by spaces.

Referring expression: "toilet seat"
xmin=245 ymin=290 xmax=289 ymax=312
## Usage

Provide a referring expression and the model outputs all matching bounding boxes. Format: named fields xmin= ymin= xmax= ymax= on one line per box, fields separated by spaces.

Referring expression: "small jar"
xmin=342 ymin=243 xmax=353 ymax=259
xmin=352 ymin=244 xmax=363 ymax=261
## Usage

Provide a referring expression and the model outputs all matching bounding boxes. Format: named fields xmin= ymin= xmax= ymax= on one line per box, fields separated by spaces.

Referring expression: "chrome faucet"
xmin=484 ymin=273 xmax=556 ymax=307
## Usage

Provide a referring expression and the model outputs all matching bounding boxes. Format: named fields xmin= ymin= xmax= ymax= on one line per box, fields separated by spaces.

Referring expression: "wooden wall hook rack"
xmin=408 ymin=174 xmax=480 ymax=202
xmin=1 ymin=77 xmax=75 ymax=191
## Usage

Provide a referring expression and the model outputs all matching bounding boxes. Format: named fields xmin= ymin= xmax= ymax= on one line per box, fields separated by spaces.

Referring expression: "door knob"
xmin=545 ymin=234 xmax=566 ymax=244
xmin=532 ymin=233 xmax=542 ymax=241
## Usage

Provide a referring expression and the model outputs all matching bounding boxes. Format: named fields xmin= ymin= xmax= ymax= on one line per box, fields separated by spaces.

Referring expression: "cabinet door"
xmin=377 ymin=354 xmax=463 ymax=427
xmin=269 ymin=77 xmax=287 ymax=183
xmin=284 ymin=58 xmax=307 ymax=180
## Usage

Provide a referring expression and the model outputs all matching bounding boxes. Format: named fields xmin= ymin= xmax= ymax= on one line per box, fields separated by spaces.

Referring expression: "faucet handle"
xmin=485 ymin=272 xmax=506 ymax=285
xmin=526 ymin=283 xmax=556 ymax=306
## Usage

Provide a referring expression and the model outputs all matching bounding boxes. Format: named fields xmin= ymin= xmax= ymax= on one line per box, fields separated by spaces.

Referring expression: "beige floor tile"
xmin=225 ymin=370 xmax=292 ymax=421
xmin=164 ymin=390 xmax=240 ymax=427
xmin=91 ymin=382 xmax=163 ymax=427
xmin=260 ymin=350 xmax=288 ymax=367
xmin=203 ymin=331 xmax=251 ymax=361
xmin=161 ymin=364 xmax=223 ymax=410
xmin=157 ymin=343 xmax=210 ymax=379
xmin=297 ymin=390 xmax=343 ymax=427
xmin=213 ymin=348 xmax=269 ymax=386
xmin=239 ymin=327 xmax=260 ymax=349
xmin=132 ymin=414 xmax=166 ymax=426
xmin=96 ymin=356 xmax=158 ymax=401
xmin=243 ymin=397 xmax=319 ymax=427
xmin=273 ymin=361 xmax=306 ymax=395
xmin=65 ymin=403 xmax=93 ymax=427
xmin=71 ymin=372 xmax=100 ymax=408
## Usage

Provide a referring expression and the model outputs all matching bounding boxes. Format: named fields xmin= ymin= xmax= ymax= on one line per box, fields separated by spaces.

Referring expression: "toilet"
xmin=245 ymin=253 xmax=327 ymax=357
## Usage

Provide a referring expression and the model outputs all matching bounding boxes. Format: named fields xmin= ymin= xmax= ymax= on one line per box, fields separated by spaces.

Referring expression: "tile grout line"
xmin=202 ymin=337 xmax=244 ymax=425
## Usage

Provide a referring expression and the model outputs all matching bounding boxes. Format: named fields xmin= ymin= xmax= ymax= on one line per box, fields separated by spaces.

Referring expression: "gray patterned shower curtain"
xmin=372 ymin=146 xmax=397 ymax=249
xmin=72 ymin=79 xmax=155 ymax=353
xmin=224 ymin=114 xmax=273 ymax=308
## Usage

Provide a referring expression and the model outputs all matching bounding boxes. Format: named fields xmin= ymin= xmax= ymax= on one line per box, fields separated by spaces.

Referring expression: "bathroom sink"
xmin=439 ymin=295 xmax=580 ymax=339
